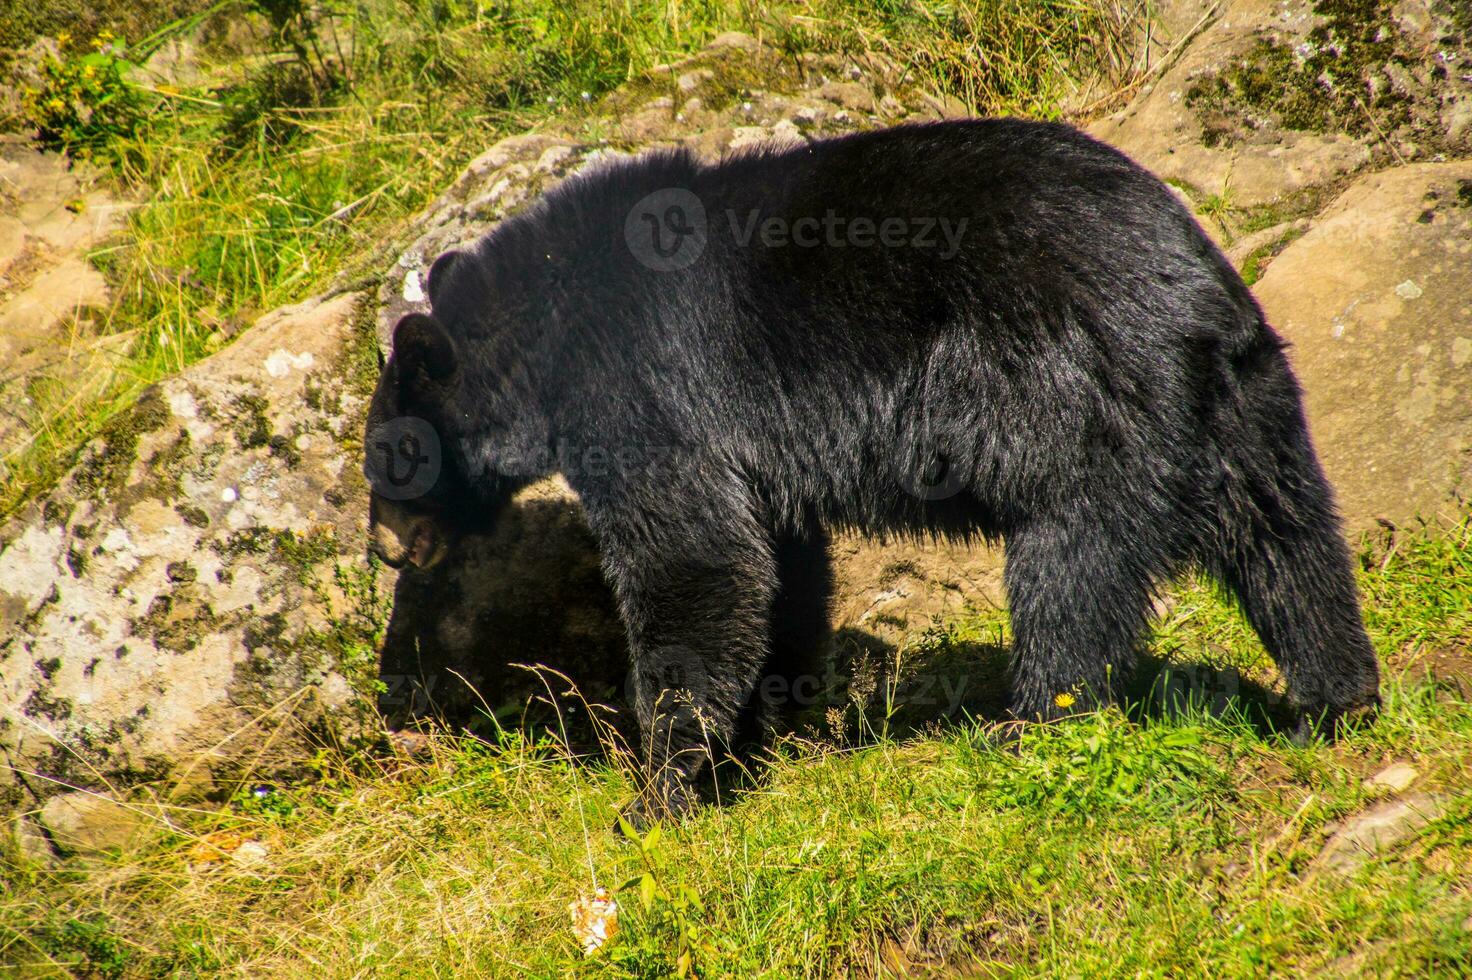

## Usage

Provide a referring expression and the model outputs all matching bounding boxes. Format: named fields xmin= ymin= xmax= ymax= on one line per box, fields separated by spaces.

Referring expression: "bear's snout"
xmin=368 ymin=507 xmax=447 ymax=570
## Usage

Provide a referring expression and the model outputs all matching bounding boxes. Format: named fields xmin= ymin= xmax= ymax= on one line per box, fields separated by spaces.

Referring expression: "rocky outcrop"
xmin=1088 ymin=0 xmax=1470 ymax=211
xmin=1089 ymin=0 xmax=1368 ymax=208
xmin=0 ymin=136 xmax=132 ymax=461
xmin=1254 ymin=162 xmax=1472 ymax=529
xmin=0 ymin=291 xmax=377 ymax=838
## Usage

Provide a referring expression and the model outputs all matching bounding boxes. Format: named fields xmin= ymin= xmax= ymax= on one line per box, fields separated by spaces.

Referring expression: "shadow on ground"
xmin=375 ymin=497 xmax=1302 ymax=773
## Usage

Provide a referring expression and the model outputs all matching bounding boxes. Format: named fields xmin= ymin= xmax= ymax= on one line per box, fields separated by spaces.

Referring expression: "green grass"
xmin=0 ymin=0 xmax=1143 ymax=518
xmin=2 ymin=514 xmax=1468 ymax=977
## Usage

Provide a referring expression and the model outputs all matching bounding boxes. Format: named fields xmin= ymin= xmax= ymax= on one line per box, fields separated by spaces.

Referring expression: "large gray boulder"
xmin=1255 ymin=162 xmax=1472 ymax=530
xmin=0 ymin=291 xmax=376 ymax=843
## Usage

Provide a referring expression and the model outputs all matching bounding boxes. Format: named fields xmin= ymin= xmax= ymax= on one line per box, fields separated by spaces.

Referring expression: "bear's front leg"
xmin=594 ymin=498 xmax=778 ymax=830
xmin=1002 ymin=508 xmax=1156 ymax=722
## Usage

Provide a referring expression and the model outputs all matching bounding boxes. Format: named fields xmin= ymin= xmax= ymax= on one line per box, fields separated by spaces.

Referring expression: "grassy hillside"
xmin=2 ymin=514 xmax=1468 ymax=976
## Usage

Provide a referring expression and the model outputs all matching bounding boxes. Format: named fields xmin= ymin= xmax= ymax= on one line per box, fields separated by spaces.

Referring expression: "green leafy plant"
xmin=613 ymin=819 xmax=711 ymax=977
xmin=983 ymin=710 xmax=1234 ymax=818
xmin=35 ymin=914 xmax=131 ymax=979
xmin=230 ymin=783 xmax=301 ymax=823
xmin=20 ymin=31 xmax=148 ymax=158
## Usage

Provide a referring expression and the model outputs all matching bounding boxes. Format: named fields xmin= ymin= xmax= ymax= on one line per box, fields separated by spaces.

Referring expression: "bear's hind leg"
xmin=1210 ymin=480 xmax=1380 ymax=737
xmin=1209 ymin=341 xmax=1381 ymax=737
xmin=1003 ymin=510 xmax=1156 ymax=722
xmin=1215 ymin=522 xmax=1380 ymax=740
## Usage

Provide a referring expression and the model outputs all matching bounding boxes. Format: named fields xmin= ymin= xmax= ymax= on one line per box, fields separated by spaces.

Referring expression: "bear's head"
xmin=364 ymin=248 xmax=556 ymax=569
xmin=363 ymin=310 xmax=466 ymax=570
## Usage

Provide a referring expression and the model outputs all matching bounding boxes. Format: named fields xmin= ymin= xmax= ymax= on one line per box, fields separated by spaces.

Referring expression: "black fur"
xmin=366 ymin=119 xmax=1380 ymax=822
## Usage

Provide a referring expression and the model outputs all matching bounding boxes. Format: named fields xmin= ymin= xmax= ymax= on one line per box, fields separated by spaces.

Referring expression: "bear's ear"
xmin=426 ymin=249 xmax=462 ymax=307
xmin=393 ymin=313 xmax=458 ymax=387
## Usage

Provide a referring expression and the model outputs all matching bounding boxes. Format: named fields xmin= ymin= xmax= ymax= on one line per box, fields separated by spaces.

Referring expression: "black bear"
xmin=364 ymin=119 xmax=1380 ymax=824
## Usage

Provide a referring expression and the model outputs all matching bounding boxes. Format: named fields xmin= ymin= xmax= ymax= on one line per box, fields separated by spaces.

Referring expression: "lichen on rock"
xmin=0 ymin=291 xmax=381 ymax=848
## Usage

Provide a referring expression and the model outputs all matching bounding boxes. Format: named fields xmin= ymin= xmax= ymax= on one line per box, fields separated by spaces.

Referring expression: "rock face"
xmin=1088 ymin=0 xmax=1470 ymax=209
xmin=0 ymin=291 xmax=378 ymax=829
xmin=1254 ymin=162 xmax=1472 ymax=529
xmin=0 ymin=136 xmax=132 ymax=460
xmin=1088 ymin=0 xmax=1369 ymax=208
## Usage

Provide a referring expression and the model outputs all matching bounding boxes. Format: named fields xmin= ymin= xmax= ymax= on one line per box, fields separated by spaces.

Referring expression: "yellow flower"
xmin=47 ymin=97 xmax=65 ymax=111
xmin=57 ymin=31 xmax=72 ymax=46
xmin=1053 ymin=691 xmax=1077 ymax=710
